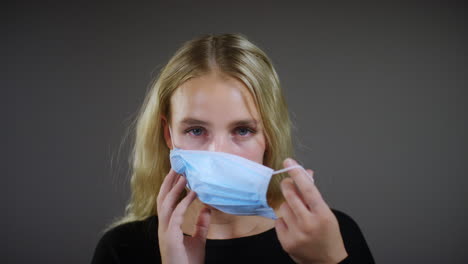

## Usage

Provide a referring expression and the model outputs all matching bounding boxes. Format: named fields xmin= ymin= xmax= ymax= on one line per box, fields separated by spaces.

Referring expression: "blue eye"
xmin=236 ymin=127 xmax=254 ymax=136
xmin=187 ymin=127 xmax=204 ymax=136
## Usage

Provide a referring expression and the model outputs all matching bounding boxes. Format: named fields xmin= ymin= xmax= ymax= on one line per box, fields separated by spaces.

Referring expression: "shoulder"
xmin=331 ymin=208 xmax=360 ymax=232
xmin=103 ymin=215 xmax=158 ymax=244
xmin=330 ymin=208 xmax=375 ymax=264
xmin=91 ymin=215 xmax=160 ymax=264
xmin=331 ymin=208 xmax=365 ymax=244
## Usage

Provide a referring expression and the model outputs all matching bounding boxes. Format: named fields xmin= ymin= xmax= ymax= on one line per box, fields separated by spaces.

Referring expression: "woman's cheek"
xmin=234 ymin=138 xmax=266 ymax=164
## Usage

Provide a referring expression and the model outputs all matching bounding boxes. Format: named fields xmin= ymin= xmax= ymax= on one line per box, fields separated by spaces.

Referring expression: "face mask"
xmin=168 ymin=127 xmax=304 ymax=219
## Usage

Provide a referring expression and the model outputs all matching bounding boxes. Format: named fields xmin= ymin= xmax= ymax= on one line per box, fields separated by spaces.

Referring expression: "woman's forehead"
xmin=170 ymin=73 xmax=261 ymax=125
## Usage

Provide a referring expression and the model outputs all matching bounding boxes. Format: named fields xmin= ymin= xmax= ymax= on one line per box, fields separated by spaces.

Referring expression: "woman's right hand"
xmin=157 ymin=169 xmax=212 ymax=264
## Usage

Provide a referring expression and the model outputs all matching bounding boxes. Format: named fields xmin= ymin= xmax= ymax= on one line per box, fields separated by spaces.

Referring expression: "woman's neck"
xmin=181 ymin=198 xmax=275 ymax=239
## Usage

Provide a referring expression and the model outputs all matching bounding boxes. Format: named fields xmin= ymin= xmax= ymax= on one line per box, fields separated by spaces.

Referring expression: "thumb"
xmin=192 ymin=207 xmax=211 ymax=241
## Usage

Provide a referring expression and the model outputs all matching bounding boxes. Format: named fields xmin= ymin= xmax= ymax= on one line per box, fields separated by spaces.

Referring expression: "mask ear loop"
xmin=272 ymin=165 xmax=314 ymax=183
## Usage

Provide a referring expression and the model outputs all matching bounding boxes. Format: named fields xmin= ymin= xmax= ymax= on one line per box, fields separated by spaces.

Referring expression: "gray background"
xmin=4 ymin=1 xmax=467 ymax=263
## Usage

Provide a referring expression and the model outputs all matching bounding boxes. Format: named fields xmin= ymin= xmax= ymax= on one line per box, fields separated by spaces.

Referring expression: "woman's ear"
xmin=161 ymin=115 xmax=173 ymax=149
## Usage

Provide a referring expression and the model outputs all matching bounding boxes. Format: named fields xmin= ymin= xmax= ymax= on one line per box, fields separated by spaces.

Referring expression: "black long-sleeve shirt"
xmin=91 ymin=209 xmax=374 ymax=263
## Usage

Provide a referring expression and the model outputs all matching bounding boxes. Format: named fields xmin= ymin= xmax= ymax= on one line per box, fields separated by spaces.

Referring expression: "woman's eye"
xmin=186 ymin=127 xmax=204 ymax=136
xmin=236 ymin=127 xmax=255 ymax=136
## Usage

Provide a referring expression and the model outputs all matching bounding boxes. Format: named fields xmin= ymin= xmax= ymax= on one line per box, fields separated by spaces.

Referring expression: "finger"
xmin=169 ymin=190 xmax=197 ymax=229
xmin=281 ymin=178 xmax=310 ymax=223
xmin=192 ymin=207 xmax=212 ymax=241
xmin=157 ymin=169 xmax=180 ymax=206
xmin=278 ymin=201 xmax=297 ymax=228
xmin=159 ymin=175 xmax=188 ymax=227
xmin=284 ymin=158 xmax=324 ymax=211
xmin=275 ymin=217 xmax=290 ymax=246
xmin=275 ymin=216 xmax=288 ymax=233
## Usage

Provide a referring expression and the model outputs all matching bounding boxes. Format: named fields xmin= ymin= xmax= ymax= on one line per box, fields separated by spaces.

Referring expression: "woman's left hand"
xmin=275 ymin=158 xmax=348 ymax=264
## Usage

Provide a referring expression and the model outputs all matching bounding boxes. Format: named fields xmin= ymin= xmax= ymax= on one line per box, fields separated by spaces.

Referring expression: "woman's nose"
xmin=207 ymin=135 xmax=230 ymax=153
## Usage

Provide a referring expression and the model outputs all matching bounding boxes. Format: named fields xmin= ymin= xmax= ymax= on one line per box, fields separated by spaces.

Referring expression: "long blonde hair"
xmin=108 ymin=33 xmax=293 ymax=229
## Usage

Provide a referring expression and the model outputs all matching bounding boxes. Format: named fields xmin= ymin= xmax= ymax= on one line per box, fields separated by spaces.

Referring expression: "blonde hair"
xmin=108 ymin=33 xmax=293 ymax=229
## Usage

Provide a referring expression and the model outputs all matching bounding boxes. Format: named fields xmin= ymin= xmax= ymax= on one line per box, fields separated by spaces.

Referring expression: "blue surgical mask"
xmin=168 ymin=127 xmax=304 ymax=219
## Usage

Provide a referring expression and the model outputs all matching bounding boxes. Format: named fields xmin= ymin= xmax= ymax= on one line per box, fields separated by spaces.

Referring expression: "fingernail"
xmin=308 ymin=170 xmax=315 ymax=183
xmin=285 ymin=158 xmax=296 ymax=166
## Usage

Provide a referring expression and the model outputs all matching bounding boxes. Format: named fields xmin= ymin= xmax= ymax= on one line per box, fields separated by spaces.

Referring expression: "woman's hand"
xmin=275 ymin=158 xmax=348 ymax=264
xmin=157 ymin=169 xmax=212 ymax=264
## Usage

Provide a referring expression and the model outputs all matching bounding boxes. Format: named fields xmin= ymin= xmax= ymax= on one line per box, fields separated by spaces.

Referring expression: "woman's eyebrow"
xmin=180 ymin=118 xmax=210 ymax=126
xmin=180 ymin=118 xmax=259 ymax=127
xmin=231 ymin=119 xmax=258 ymax=127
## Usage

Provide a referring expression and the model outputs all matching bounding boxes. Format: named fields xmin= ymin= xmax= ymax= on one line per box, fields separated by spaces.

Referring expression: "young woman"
xmin=91 ymin=33 xmax=374 ymax=264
